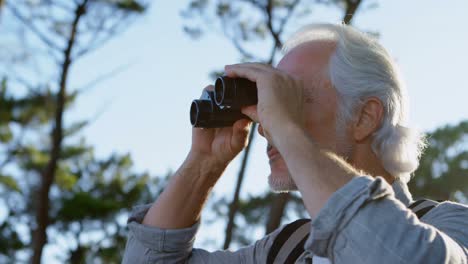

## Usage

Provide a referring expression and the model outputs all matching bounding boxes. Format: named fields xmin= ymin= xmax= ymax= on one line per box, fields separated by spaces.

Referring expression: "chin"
xmin=268 ymin=158 xmax=298 ymax=193
xmin=268 ymin=175 xmax=298 ymax=193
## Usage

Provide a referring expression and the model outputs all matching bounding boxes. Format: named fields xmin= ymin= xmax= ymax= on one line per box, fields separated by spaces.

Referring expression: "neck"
xmin=350 ymin=142 xmax=395 ymax=184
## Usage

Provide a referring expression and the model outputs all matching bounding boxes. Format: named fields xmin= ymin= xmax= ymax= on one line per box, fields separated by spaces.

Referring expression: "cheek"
xmin=303 ymin=93 xmax=338 ymax=148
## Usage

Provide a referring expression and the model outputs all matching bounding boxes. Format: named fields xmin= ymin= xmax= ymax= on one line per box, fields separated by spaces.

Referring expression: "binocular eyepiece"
xmin=190 ymin=76 xmax=257 ymax=128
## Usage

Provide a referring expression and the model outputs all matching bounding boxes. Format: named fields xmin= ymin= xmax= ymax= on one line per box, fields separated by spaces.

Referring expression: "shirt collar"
xmin=391 ymin=178 xmax=413 ymax=206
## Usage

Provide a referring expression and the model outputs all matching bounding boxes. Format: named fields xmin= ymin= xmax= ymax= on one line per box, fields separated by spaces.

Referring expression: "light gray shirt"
xmin=122 ymin=176 xmax=468 ymax=263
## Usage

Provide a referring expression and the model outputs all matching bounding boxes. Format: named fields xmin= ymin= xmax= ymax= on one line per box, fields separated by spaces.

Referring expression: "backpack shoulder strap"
xmin=408 ymin=198 xmax=440 ymax=218
xmin=266 ymin=199 xmax=440 ymax=264
xmin=267 ymin=218 xmax=311 ymax=264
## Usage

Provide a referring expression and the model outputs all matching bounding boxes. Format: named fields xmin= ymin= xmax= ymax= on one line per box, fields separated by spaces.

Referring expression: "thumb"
xmin=231 ymin=119 xmax=252 ymax=151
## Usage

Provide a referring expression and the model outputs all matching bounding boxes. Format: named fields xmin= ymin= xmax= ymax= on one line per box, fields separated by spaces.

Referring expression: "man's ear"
xmin=352 ymin=97 xmax=384 ymax=142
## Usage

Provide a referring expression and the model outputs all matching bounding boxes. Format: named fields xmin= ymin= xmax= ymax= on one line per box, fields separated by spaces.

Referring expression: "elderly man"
xmin=123 ymin=24 xmax=468 ymax=263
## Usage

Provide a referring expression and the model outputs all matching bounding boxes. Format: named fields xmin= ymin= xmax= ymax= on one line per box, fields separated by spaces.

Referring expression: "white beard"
xmin=268 ymin=173 xmax=298 ymax=193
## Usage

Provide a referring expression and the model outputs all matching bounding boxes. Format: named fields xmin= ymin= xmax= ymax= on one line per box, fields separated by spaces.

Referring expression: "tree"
xmin=0 ymin=1 xmax=151 ymax=262
xmin=182 ymin=0 xmax=374 ymax=249
xmin=409 ymin=120 xmax=468 ymax=203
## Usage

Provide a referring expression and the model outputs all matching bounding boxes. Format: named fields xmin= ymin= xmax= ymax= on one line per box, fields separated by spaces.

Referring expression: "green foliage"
xmin=0 ymin=86 xmax=56 ymax=126
xmin=16 ymin=145 xmax=50 ymax=172
xmin=115 ymin=0 xmax=147 ymax=13
xmin=0 ymin=174 xmax=21 ymax=193
xmin=0 ymin=125 xmax=12 ymax=143
xmin=55 ymin=153 xmax=155 ymax=222
xmin=0 ymin=81 xmax=160 ymax=261
xmin=55 ymin=164 xmax=78 ymax=190
xmin=0 ymin=1 xmax=153 ymax=262
xmin=59 ymin=192 xmax=121 ymax=221
xmin=60 ymin=144 xmax=92 ymax=160
xmin=409 ymin=120 xmax=468 ymax=202
xmin=0 ymin=220 xmax=25 ymax=256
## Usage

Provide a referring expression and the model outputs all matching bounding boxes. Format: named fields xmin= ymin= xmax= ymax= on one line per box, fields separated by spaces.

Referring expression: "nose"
xmin=257 ymin=124 xmax=265 ymax=137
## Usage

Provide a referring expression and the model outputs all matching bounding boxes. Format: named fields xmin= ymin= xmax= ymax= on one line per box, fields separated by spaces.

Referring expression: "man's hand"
xmin=224 ymin=63 xmax=306 ymax=146
xmin=143 ymin=85 xmax=252 ymax=229
xmin=189 ymin=85 xmax=252 ymax=178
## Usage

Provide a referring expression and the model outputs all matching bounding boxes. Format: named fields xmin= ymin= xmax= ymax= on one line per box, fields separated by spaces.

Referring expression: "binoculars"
xmin=190 ymin=76 xmax=257 ymax=128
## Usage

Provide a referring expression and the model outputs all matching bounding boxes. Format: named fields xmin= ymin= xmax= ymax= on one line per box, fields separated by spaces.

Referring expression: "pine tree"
xmin=0 ymin=1 xmax=157 ymax=262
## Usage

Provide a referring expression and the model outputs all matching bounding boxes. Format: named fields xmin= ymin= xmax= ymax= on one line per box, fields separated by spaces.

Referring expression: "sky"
xmin=2 ymin=0 xmax=468 ymax=261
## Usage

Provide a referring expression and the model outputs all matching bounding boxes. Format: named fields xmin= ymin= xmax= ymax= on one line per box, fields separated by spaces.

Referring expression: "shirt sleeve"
xmin=305 ymin=176 xmax=468 ymax=264
xmin=122 ymin=204 xmax=281 ymax=264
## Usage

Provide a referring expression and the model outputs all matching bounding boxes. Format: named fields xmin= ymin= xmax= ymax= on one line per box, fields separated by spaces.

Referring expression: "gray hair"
xmin=283 ymin=23 xmax=426 ymax=183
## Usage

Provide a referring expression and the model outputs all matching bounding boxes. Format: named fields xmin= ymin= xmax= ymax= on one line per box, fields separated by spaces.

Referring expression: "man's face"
xmin=260 ymin=41 xmax=353 ymax=192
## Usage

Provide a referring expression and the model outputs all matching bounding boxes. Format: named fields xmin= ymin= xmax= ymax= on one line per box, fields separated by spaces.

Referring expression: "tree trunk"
xmin=70 ymin=246 xmax=85 ymax=264
xmin=222 ymin=0 xmax=286 ymax=249
xmin=343 ymin=0 xmax=362 ymax=25
xmin=31 ymin=2 xmax=87 ymax=263
xmin=223 ymin=124 xmax=257 ymax=249
xmin=0 ymin=0 xmax=4 ymax=18
xmin=265 ymin=193 xmax=290 ymax=234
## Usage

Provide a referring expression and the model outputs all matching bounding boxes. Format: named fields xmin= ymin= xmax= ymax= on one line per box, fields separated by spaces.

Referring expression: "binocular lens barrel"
xmin=214 ymin=76 xmax=257 ymax=109
xmin=190 ymin=92 xmax=248 ymax=128
xmin=190 ymin=100 xmax=212 ymax=127
xmin=190 ymin=76 xmax=257 ymax=128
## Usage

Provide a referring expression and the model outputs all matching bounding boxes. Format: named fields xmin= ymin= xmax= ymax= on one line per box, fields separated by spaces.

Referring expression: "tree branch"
xmin=6 ymin=3 xmax=63 ymax=51
xmin=265 ymin=193 xmax=290 ymax=234
xmin=343 ymin=0 xmax=362 ymax=25
xmin=239 ymin=0 xmax=264 ymax=11
xmin=0 ymin=129 xmax=26 ymax=172
xmin=31 ymin=1 xmax=89 ymax=263
xmin=230 ymin=36 xmax=257 ymax=61
xmin=73 ymin=14 xmax=127 ymax=60
xmin=219 ymin=14 xmax=258 ymax=61
xmin=265 ymin=0 xmax=283 ymax=48
xmin=223 ymin=123 xmax=257 ymax=249
xmin=277 ymin=0 xmax=301 ymax=38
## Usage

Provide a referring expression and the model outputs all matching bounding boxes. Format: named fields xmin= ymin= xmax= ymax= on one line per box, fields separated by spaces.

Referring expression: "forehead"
xmin=277 ymin=40 xmax=336 ymax=79
xmin=277 ymin=40 xmax=338 ymax=108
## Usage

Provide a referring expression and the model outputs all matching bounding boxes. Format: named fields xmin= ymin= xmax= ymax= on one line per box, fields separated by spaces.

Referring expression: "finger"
xmin=192 ymin=126 xmax=214 ymax=140
xmin=204 ymin=85 xmax=214 ymax=91
xmin=199 ymin=85 xmax=214 ymax=99
xmin=227 ymin=62 xmax=273 ymax=71
xmin=225 ymin=63 xmax=278 ymax=76
xmin=200 ymin=85 xmax=214 ymax=95
xmin=241 ymin=62 xmax=276 ymax=72
xmin=232 ymin=118 xmax=252 ymax=149
xmin=241 ymin=105 xmax=259 ymax=123
xmin=224 ymin=64 xmax=264 ymax=82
